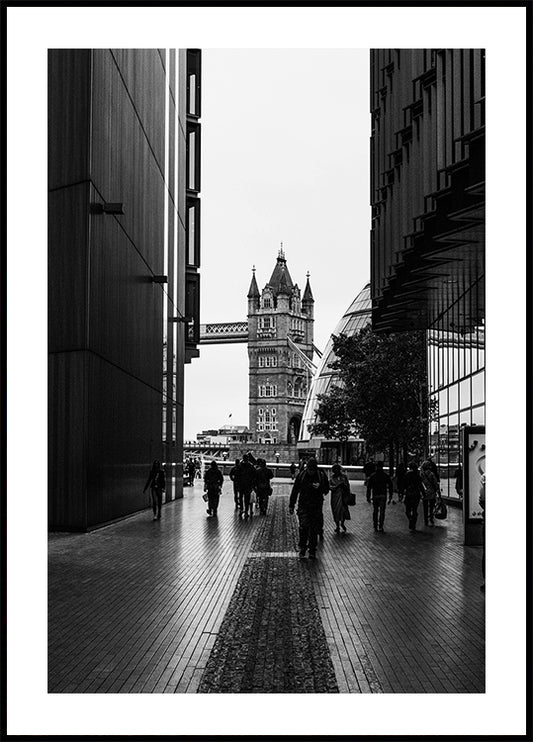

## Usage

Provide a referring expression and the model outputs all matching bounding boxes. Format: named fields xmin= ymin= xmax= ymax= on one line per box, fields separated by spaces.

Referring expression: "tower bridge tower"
xmin=247 ymin=247 xmax=314 ymax=457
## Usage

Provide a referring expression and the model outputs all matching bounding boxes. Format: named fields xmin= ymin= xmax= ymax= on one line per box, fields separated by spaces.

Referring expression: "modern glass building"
xmin=370 ymin=49 xmax=485 ymax=501
xmin=298 ymin=282 xmax=372 ymax=463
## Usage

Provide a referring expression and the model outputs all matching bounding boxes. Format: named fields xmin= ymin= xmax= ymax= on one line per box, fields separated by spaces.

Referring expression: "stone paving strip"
xmin=198 ymin=496 xmax=339 ymax=693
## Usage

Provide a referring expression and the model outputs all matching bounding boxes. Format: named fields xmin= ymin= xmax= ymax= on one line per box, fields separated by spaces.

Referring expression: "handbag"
xmin=342 ymin=485 xmax=356 ymax=507
xmin=434 ymin=496 xmax=447 ymax=520
xmin=202 ymin=493 xmax=209 ymax=502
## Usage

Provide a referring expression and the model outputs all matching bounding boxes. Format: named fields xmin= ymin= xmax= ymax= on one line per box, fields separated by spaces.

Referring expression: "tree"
xmin=309 ymin=326 xmax=431 ymax=471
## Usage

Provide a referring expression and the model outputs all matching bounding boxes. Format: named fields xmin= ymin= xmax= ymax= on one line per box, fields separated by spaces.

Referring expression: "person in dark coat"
xmin=187 ymin=458 xmax=196 ymax=487
xmin=366 ymin=461 xmax=393 ymax=532
xmin=143 ymin=460 xmax=166 ymax=521
xmin=289 ymin=462 xmax=297 ymax=480
xmin=454 ymin=465 xmax=463 ymax=498
xmin=204 ymin=460 xmax=224 ymax=517
xmin=236 ymin=454 xmax=257 ymax=518
xmin=403 ymin=461 xmax=425 ymax=530
xmin=394 ymin=461 xmax=407 ymax=503
xmin=420 ymin=459 xmax=439 ymax=526
xmin=229 ymin=458 xmax=241 ymax=510
xmin=329 ymin=463 xmax=351 ymax=533
xmin=289 ymin=458 xmax=329 ymax=559
xmin=254 ymin=458 xmax=274 ymax=515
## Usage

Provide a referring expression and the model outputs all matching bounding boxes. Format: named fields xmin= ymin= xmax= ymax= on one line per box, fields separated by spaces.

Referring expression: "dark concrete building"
xmin=370 ymin=49 xmax=485 ymax=496
xmin=48 ymin=49 xmax=201 ymax=530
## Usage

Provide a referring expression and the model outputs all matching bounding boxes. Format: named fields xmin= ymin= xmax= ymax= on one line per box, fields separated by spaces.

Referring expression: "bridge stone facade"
xmin=243 ymin=248 xmax=314 ymax=462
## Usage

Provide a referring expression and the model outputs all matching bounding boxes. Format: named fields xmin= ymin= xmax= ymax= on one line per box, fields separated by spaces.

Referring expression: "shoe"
xmin=244 ymin=513 xmax=249 ymax=519
xmin=206 ymin=509 xmax=211 ymax=515
xmin=378 ymin=526 xmax=384 ymax=532
xmin=341 ymin=523 xmax=347 ymax=532
xmin=153 ymin=516 xmax=157 ymax=521
xmin=335 ymin=526 xmax=340 ymax=534
xmin=299 ymin=550 xmax=306 ymax=559
xmin=308 ymin=553 xmax=317 ymax=560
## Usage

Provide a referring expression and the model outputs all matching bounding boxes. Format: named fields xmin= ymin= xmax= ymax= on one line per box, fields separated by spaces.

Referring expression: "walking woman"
xmin=329 ymin=463 xmax=351 ymax=533
xmin=204 ymin=460 xmax=224 ymax=517
xmin=403 ymin=461 xmax=425 ymax=530
xmin=143 ymin=460 xmax=166 ymax=521
xmin=420 ymin=459 xmax=439 ymax=526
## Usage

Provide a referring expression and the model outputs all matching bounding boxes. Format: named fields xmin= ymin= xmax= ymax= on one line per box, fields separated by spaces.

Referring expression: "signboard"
xmin=462 ymin=425 xmax=485 ymax=545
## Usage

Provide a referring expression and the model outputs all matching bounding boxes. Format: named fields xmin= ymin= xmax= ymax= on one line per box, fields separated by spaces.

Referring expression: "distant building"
xmin=246 ymin=249 xmax=314 ymax=460
xmin=370 ymin=49 xmax=485 ymax=497
xmin=196 ymin=426 xmax=251 ymax=445
xmin=49 ymin=49 xmax=202 ymax=530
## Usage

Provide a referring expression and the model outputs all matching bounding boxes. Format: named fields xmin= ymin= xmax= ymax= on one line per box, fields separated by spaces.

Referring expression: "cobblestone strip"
xmin=197 ymin=496 xmax=339 ymax=693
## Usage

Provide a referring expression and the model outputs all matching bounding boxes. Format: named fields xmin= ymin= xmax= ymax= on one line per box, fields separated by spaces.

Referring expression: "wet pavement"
xmin=49 ymin=478 xmax=484 ymax=693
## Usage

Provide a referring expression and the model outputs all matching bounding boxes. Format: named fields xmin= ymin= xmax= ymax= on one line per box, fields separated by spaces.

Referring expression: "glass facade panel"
xmin=459 ymin=377 xmax=471 ymax=409
xmin=427 ymin=282 xmax=485 ymax=502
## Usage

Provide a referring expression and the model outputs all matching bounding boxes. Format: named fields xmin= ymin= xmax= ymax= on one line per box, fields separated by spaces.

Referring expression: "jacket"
xmin=403 ymin=470 xmax=425 ymax=499
xmin=235 ymin=460 xmax=256 ymax=491
xmin=420 ymin=468 xmax=439 ymax=499
xmin=204 ymin=467 xmax=224 ymax=491
xmin=255 ymin=465 xmax=273 ymax=492
xmin=144 ymin=469 xmax=166 ymax=492
xmin=289 ymin=469 xmax=329 ymax=511
xmin=366 ymin=470 xmax=393 ymax=500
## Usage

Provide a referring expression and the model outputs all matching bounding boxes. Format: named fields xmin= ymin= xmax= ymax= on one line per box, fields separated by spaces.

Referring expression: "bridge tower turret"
xmin=247 ymin=247 xmax=314 ymax=457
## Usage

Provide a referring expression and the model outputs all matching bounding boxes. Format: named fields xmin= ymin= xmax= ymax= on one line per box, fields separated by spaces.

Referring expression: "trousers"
xmin=207 ymin=489 xmax=220 ymax=515
xmin=423 ymin=498 xmax=436 ymax=524
xmin=372 ymin=496 xmax=387 ymax=529
xmin=404 ymin=495 xmax=420 ymax=528
xmin=151 ymin=487 xmax=163 ymax=516
xmin=297 ymin=509 xmax=322 ymax=554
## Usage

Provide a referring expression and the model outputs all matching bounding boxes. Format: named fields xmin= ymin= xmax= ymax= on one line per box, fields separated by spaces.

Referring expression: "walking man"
xmin=237 ymin=454 xmax=257 ymax=518
xmin=366 ymin=461 xmax=393 ymax=532
xmin=204 ymin=460 xmax=224 ymax=517
xmin=289 ymin=458 xmax=329 ymax=559
xmin=420 ymin=459 xmax=439 ymax=526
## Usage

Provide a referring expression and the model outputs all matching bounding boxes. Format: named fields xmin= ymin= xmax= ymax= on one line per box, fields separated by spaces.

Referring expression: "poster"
xmin=463 ymin=426 xmax=486 ymax=521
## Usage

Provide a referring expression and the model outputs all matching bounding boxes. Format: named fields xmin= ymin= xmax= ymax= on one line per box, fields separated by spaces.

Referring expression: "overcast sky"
xmin=184 ymin=49 xmax=370 ymax=440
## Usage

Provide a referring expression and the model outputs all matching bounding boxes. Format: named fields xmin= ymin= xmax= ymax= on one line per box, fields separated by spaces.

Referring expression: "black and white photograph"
xmin=5 ymin=3 xmax=529 ymax=738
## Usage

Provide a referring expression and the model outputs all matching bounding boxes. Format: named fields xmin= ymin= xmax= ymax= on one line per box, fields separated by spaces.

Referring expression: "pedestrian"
xmin=254 ymin=458 xmax=274 ymax=515
xmin=187 ymin=458 xmax=196 ymax=487
xmin=229 ymin=458 xmax=241 ymax=510
xmin=203 ymin=460 xmax=224 ymax=517
xmin=420 ymin=459 xmax=439 ymax=526
xmin=479 ymin=472 xmax=485 ymax=592
xmin=329 ymin=463 xmax=351 ymax=534
xmin=366 ymin=461 xmax=393 ymax=532
xmin=289 ymin=462 xmax=297 ymax=480
xmin=143 ymin=460 xmax=166 ymax=521
xmin=289 ymin=457 xmax=329 ymax=560
xmin=236 ymin=454 xmax=257 ymax=518
xmin=363 ymin=458 xmax=376 ymax=486
xmin=454 ymin=464 xmax=463 ymax=499
xmin=403 ymin=461 xmax=425 ymax=530
xmin=394 ymin=461 xmax=407 ymax=503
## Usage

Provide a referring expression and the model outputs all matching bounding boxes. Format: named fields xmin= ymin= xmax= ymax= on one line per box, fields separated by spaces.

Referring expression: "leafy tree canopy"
xmin=309 ymin=326 xmax=430 ymax=459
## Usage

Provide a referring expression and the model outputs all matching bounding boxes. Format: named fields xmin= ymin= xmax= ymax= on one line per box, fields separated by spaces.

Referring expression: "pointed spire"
xmin=277 ymin=242 xmax=286 ymax=263
xmin=303 ymin=271 xmax=314 ymax=303
xmin=247 ymin=266 xmax=260 ymax=298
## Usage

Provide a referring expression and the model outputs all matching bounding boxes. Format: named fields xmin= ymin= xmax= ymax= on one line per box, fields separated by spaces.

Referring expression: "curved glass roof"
xmin=299 ymin=282 xmax=371 ymax=442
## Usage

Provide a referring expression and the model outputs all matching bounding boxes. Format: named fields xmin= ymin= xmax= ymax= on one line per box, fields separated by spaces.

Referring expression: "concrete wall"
xmin=49 ymin=49 xmax=186 ymax=530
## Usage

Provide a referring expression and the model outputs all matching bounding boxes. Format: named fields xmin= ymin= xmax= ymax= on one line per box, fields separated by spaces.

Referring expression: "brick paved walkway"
xmin=48 ymin=479 xmax=484 ymax=693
